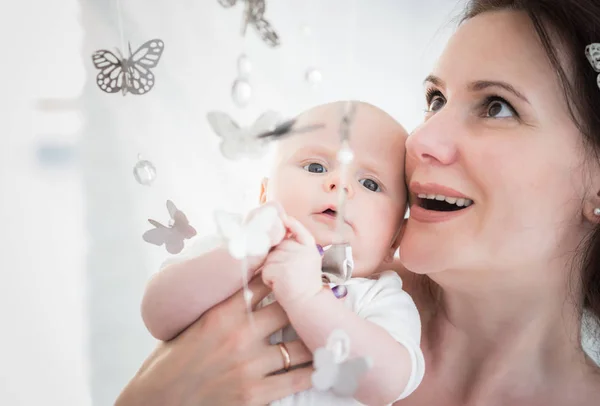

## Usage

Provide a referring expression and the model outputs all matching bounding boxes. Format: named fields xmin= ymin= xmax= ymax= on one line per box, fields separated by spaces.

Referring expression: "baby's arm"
xmin=142 ymin=204 xmax=286 ymax=341
xmin=285 ymin=287 xmax=415 ymax=405
xmin=141 ymin=244 xmax=261 ymax=341
xmin=263 ymin=218 xmax=421 ymax=405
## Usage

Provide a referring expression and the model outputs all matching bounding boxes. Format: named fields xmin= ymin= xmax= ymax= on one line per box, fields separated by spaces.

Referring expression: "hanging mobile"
xmin=255 ymin=118 xmax=325 ymax=140
xmin=312 ymin=329 xmax=372 ymax=397
xmin=207 ymin=110 xmax=281 ymax=160
xmin=300 ymin=1 xmax=322 ymax=87
xmin=142 ymin=200 xmax=197 ymax=254
xmin=91 ymin=39 xmax=165 ymax=96
xmin=133 ymin=154 xmax=157 ymax=186
xmin=320 ymin=102 xmax=357 ymax=285
xmin=207 ymin=110 xmax=325 ymax=160
xmin=218 ymin=0 xmax=280 ymax=47
xmin=231 ymin=53 xmax=253 ymax=108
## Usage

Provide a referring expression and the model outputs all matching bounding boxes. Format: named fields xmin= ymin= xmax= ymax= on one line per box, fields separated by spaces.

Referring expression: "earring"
xmin=594 ymin=208 xmax=600 ymax=216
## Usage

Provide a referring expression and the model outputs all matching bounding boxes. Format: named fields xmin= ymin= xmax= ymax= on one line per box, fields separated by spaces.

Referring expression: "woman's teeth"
xmin=417 ymin=193 xmax=473 ymax=208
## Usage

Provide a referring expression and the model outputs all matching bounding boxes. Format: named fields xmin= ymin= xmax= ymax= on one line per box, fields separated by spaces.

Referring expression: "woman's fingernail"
xmin=316 ymin=244 xmax=324 ymax=256
xmin=332 ymin=285 xmax=348 ymax=299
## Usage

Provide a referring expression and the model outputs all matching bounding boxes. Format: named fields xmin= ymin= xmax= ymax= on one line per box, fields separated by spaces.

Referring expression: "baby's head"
xmin=259 ymin=101 xmax=408 ymax=277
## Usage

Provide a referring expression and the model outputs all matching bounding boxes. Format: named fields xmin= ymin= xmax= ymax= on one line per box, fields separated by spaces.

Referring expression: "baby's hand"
xmin=261 ymin=216 xmax=323 ymax=308
xmin=245 ymin=201 xmax=287 ymax=248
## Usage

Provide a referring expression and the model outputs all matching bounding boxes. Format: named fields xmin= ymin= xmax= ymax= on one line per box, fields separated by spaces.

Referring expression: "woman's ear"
xmin=259 ymin=177 xmax=269 ymax=204
xmin=583 ymin=189 xmax=600 ymax=224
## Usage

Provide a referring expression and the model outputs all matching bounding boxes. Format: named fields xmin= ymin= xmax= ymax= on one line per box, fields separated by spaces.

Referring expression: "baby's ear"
xmin=259 ymin=177 xmax=269 ymax=204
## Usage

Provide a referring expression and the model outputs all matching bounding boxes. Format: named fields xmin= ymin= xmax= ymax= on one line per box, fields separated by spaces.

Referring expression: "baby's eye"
xmin=303 ymin=163 xmax=327 ymax=173
xmin=359 ymin=178 xmax=381 ymax=192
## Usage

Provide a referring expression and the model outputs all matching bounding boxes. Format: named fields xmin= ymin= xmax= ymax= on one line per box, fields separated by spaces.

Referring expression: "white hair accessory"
xmin=585 ymin=44 xmax=600 ymax=89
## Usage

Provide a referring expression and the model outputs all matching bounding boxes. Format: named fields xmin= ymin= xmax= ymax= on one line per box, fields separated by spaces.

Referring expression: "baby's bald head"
xmin=271 ymin=101 xmax=408 ymax=169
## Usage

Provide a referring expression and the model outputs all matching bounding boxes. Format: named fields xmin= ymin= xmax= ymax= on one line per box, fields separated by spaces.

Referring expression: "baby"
xmin=141 ymin=101 xmax=425 ymax=405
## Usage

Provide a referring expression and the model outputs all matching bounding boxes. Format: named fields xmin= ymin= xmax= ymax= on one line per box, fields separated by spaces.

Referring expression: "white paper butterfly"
xmin=585 ymin=43 xmax=600 ymax=89
xmin=143 ymin=200 xmax=197 ymax=254
xmin=214 ymin=206 xmax=278 ymax=259
xmin=321 ymin=244 xmax=354 ymax=284
xmin=311 ymin=329 xmax=372 ymax=397
xmin=91 ymin=39 xmax=165 ymax=96
xmin=206 ymin=110 xmax=281 ymax=160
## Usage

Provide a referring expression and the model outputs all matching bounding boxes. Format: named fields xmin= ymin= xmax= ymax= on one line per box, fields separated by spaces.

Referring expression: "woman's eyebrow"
xmin=469 ymin=80 xmax=530 ymax=104
xmin=424 ymin=75 xmax=530 ymax=105
xmin=423 ymin=74 xmax=444 ymax=88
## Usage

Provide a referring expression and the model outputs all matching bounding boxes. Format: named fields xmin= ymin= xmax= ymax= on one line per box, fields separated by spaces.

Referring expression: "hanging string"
xmin=241 ymin=256 xmax=256 ymax=327
xmin=327 ymin=1 xmax=358 ymax=284
xmin=334 ymin=0 xmax=358 ymax=241
xmin=114 ymin=0 xmax=155 ymax=179
xmin=303 ymin=0 xmax=320 ymax=87
xmin=115 ymin=0 xmax=127 ymax=57
xmin=334 ymin=101 xmax=355 ymax=244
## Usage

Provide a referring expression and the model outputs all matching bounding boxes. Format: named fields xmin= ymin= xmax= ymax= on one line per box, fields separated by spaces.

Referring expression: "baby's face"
xmin=261 ymin=102 xmax=408 ymax=277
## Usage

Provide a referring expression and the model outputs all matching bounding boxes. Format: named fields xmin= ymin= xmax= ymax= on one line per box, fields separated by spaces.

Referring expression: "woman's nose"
xmin=323 ymin=172 xmax=354 ymax=198
xmin=406 ymin=114 xmax=459 ymax=166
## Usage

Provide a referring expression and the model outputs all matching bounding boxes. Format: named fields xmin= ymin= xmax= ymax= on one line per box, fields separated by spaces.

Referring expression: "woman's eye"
xmin=425 ymin=89 xmax=446 ymax=113
xmin=484 ymin=97 xmax=517 ymax=118
xmin=359 ymin=178 xmax=381 ymax=192
xmin=303 ymin=163 xmax=327 ymax=173
xmin=429 ymin=97 xmax=445 ymax=112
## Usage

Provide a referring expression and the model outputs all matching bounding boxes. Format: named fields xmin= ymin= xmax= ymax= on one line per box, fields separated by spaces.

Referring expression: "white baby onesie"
xmin=160 ymin=235 xmax=425 ymax=405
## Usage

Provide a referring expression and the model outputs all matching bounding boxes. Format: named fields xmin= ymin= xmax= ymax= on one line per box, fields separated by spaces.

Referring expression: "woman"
xmin=115 ymin=0 xmax=600 ymax=405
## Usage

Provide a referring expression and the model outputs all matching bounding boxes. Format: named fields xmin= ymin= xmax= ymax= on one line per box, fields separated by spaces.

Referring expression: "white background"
xmin=2 ymin=1 xmax=596 ymax=405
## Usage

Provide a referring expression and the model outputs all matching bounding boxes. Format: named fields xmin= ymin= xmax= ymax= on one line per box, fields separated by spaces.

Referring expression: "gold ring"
xmin=277 ymin=342 xmax=291 ymax=371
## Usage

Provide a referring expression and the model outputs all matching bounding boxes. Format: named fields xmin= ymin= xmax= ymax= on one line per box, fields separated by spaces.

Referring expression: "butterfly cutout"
xmin=143 ymin=200 xmax=197 ymax=254
xmin=207 ymin=111 xmax=326 ymax=160
xmin=311 ymin=329 xmax=372 ymax=397
xmin=586 ymin=43 xmax=600 ymax=90
xmin=321 ymin=244 xmax=354 ymax=285
xmin=256 ymin=118 xmax=325 ymax=140
xmin=217 ymin=0 xmax=280 ymax=47
xmin=206 ymin=110 xmax=281 ymax=160
xmin=214 ymin=206 xmax=278 ymax=259
xmin=92 ymin=39 xmax=165 ymax=95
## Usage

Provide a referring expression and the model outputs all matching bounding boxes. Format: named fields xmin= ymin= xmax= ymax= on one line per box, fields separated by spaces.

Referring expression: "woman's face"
xmin=400 ymin=10 xmax=597 ymax=278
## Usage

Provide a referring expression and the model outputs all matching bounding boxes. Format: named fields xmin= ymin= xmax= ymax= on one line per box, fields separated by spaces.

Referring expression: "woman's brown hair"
xmin=462 ymin=0 xmax=600 ymax=344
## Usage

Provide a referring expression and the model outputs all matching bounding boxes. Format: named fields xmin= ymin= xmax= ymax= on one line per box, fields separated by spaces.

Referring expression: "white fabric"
xmin=161 ymin=235 xmax=425 ymax=405
xmin=269 ymin=271 xmax=425 ymax=406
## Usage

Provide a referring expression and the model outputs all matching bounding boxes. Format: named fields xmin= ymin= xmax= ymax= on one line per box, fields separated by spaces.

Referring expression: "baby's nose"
xmin=325 ymin=177 xmax=353 ymax=198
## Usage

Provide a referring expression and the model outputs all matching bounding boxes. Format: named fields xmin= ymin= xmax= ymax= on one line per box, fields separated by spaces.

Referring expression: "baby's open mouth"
xmin=322 ymin=208 xmax=337 ymax=217
xmin=417 ymin=194 xmax=474 ymax=212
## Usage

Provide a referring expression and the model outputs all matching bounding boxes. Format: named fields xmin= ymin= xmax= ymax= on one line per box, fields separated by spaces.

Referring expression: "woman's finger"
xmin=252 ymin=300 xmax=290 ymax=335
xmin=261 ymin=340 xmax=313 ymax=376
xmin=240 ymin=339 xmax=312 ymax=377
xmin=230 ymin=274 xmax=273 ymax=310
xmin=283 ymin=216 xmax=315 ymax=246
xmin=252 ymin=367 xmax=314 ymax=405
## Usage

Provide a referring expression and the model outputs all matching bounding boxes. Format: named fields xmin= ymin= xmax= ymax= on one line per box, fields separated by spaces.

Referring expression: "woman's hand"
xmin=115 ymin=276 xmax=314 ymax=406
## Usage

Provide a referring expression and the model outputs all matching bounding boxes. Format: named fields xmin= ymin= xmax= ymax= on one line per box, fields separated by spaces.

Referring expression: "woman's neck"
xmin=420 ymin=267 xmax=592 ymax=404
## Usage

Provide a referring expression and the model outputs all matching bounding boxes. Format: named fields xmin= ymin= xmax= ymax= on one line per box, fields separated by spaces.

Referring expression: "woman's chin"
xmin=398 ymin=241 xmax=450 ymax=275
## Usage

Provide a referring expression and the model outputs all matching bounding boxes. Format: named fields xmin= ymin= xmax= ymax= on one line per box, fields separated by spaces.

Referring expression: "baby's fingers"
xmin=283 ymin=216 xmax=315 ymax=247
